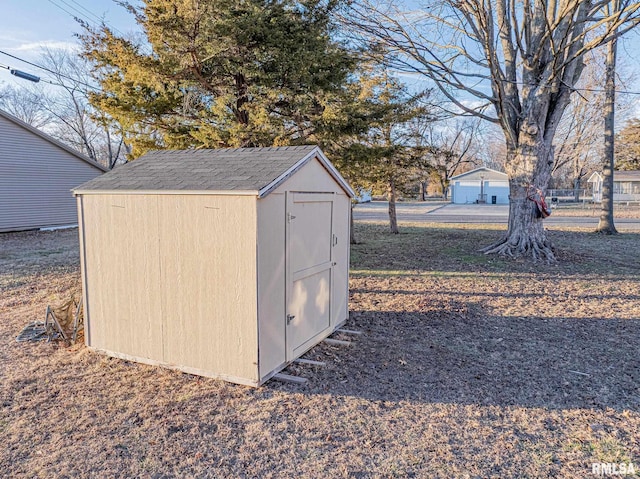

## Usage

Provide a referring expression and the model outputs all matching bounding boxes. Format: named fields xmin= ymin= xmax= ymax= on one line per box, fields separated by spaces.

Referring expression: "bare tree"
xmin=345 ymin=0 xmax=640 ymax=260
xmin=552 ymin=59 xmax=606 ymax=200
xmin=0 ymin=49 xmax=126 ymax=169
xmin=38 ymin=49 xmax=126 ymax=168
xmin=0 ymin=85 xmax=53 ymax=129
xmin=419 ymin=119 xmax=482 ymax=199
xmin=597 ymin=1 xmax=621 ymax=234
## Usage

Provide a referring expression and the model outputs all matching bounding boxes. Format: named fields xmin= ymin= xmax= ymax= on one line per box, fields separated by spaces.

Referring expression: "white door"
xmin=286 ymin=192 xmax=334 ymax=359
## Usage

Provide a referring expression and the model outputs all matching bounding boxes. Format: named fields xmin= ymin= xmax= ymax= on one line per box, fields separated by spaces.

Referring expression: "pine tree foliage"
xmin=80 ymin=0 xmax=356 ymax=157
xmin=616 ymin=118 xmax=640 ymax=170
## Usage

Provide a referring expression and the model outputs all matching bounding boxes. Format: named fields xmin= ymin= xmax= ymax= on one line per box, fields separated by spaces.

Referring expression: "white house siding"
xmin=449 ymin=168 xmax=510 ymax=204
xmin=0 ymin=112 xmax=105 ymax=232
xmin=451 ymin=180 xmax=510 ymax=204
xmin=588 ymin=172 xmax=640 ymax=202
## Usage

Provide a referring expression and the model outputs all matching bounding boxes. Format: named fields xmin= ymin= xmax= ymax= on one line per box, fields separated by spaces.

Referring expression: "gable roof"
xmin=74 ymin=145 xmax=355 ymax=198
xmin=587 ymin=171 xmax=640 ymax=182
xmin=587 ymin=171 xmax=602 ymax=183
xmin=450 ymin=167 xmax=508 ymax=181
xmin=613 ymin=170 xmax=640 ymax=181
xmin=0 ymin=109 xmax=108 ymax=172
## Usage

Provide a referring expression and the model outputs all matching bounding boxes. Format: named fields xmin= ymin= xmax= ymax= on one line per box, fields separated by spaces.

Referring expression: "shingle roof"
xmin=614 ymin=171 xmax=640 ymax=181
xmin=449 ymin=167 xmax=508 ymax=181
xmin=587 ymin=171 xmax=640 ymax=182
xmin=74 ymin=145 xmax=354 ymax=197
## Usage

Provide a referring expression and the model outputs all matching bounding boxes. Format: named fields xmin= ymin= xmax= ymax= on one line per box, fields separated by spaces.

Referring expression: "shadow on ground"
xmin=276 ymin=223 xmax=640 ymax=412
xmin=281 ymin=306 xmax=640 ymax=412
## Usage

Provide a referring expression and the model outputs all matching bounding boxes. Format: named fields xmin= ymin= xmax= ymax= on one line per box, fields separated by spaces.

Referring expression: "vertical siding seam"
xmin=253 ymin=197 xmax=262 ymax=383
xmin=284 ymin=192 xmax=290 ymax=361
xmin=157 ymin=195 xmax=167 ymax=362
xmin=78 ymin=196 xmax=92 ymax=345
xmin=330 ymin=199 xmax=335 ymax=328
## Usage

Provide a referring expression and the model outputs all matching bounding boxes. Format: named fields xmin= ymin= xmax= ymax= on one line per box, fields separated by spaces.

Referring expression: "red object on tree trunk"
xmin=527 ymin=186 xmax=552 ymax=219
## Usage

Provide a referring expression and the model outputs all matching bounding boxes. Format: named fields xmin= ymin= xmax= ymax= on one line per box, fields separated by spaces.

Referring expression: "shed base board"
xmin=259 ymin=318 xmax=347 ymax=385
xmin=88 ymin=347 xmax=260 ymax=387
xmin=88 ymin=317 xmax=348 ymax=388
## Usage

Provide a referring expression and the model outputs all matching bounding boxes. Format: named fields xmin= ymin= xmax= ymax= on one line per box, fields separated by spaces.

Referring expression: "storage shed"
xmin=0 ymin=109 xmax=107 ymax=232
xmin=74 ymin=146 xmax=354 ymax=386
xmin=449 ymin=167 xmax=509 ymax=204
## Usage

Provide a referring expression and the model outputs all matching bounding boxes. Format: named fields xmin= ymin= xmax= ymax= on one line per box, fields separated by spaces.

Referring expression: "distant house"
xmin=449 ymin=167 xmax=509 ymax=204
xmin=0 ymin=109 xmax=107 ymax=232
xmin=587 ymin=171 xmax=640 ymax=203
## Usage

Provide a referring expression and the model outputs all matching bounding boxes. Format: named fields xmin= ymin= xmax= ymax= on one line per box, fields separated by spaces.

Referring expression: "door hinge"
xmin=287 ymin=213 xmax=296 ymax=223
xmin=286 ymin=314 xmax=295 ymax=325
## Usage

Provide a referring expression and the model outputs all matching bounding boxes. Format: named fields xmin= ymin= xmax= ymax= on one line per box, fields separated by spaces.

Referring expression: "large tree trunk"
xmin=481 ymin=142 xmax=555 ymax=261
xmin=388 ymin=177 xmax=399 ymax=234
xmin=440 ymin=177 xmax=449 ymax=200
xmin=596 ymin=29 xmax=618 ymax=235
xmin=573 ymin=177 xmax=581 ymax=203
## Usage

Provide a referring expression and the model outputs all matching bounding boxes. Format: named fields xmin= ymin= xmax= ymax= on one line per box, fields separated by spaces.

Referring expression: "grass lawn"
xmin=1 ymin=223 xmax=639 ymax=478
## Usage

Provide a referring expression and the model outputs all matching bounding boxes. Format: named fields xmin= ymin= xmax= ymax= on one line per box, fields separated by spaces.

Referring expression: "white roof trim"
xmin=0 ymin=109 xmax=108 ymax=172
xmin=449 ymin=167 xmax=508 ymax=181
xmin=257 ymin=146 xmax=356 ymax=198
xmin=74 ymin=189 xmax=258 ymax=197
xmin=586 ymin=172 xmax=603 ymax=182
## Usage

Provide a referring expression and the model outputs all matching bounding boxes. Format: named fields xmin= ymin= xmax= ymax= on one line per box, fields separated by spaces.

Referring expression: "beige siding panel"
xmin=0 ymin=115 xmax=103 ymax=231
xmin=81 ymin=194 xmax=163 ymax=358
xmin=256 ymin=193 xmax=287 ymax=379
xmin=158 ymin=195 xmax=259 ymax=382
xmin=271 ymin=157 xmax=344 ymax=194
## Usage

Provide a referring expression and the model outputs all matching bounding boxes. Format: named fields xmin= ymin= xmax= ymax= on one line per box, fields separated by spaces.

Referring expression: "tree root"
xmin=594 ymin=225 xmax=618 ymax=235
xmin=480 ymin=234 xmax=556 ymax=262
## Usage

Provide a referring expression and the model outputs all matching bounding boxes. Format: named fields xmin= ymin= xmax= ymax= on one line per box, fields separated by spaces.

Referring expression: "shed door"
xmin=286 ymin=192 xmax=334 ymax=360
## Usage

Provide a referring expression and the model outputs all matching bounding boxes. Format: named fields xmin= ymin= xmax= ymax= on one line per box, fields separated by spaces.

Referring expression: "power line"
xmin=47 ymin=0 xmax=125 ymax=37
xmin=68 ymin=0 xmax=110 ymax=25
xmin=391 ymin=70 xmax=640 ymax=96
xmin=0 ymin=50 xmax=98 ymax=90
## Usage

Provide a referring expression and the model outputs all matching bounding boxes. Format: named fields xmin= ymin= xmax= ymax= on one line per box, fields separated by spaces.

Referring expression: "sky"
xmin=2 ymin=0 xmax=640 ymax=119
xmin=0 ymin=0 xmax=138 ymax=86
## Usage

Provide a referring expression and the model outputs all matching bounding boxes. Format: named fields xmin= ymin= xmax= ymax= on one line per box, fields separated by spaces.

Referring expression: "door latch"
xmin=286 ymin=314 xmax=295 ymax=325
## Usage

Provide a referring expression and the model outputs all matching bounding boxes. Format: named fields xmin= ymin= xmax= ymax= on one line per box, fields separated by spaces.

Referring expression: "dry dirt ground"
xmin=1 ymin=223 xmax=639 ymax=478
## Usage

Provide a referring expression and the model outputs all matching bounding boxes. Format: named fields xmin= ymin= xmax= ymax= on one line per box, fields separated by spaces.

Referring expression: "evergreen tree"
xmin=80 ymin=0 xmax=355 ymax=157
xmin=324 ymin=67 xmax=433 ymax=233
xmin=616 ymin=118 xmax=640 ymax=171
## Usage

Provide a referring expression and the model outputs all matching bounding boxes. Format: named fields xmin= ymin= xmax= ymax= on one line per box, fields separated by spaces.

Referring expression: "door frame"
xmin=285 ymin=191 xmax=336 ymax=361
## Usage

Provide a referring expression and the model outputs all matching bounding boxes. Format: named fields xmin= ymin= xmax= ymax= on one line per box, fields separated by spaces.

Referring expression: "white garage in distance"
xmin=449 ymin=167 xmax=509 ymax=205
xmin=74 ymin=146 xmax=354 ymax=386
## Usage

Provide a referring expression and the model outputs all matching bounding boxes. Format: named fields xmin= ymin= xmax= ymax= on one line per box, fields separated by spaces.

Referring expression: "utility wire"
xmin=392 ymin=70 xmax=640 ymax=96
xmin=0 ymin=50 xmax=98 ymax=90
xmin=1 ymin=62 xmax=79 ymax=89
xmin=68 ymin=0 xmax=111 ymax=24
xmin=48 ymin=0 xmax=101 ymax=29
xmin=48 ymin=0 xmax=125 ymax=36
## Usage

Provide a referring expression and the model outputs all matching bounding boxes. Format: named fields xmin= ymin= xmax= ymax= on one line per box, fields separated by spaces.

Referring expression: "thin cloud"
xmin=13 ymin=41 xmax=80 ymax=53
